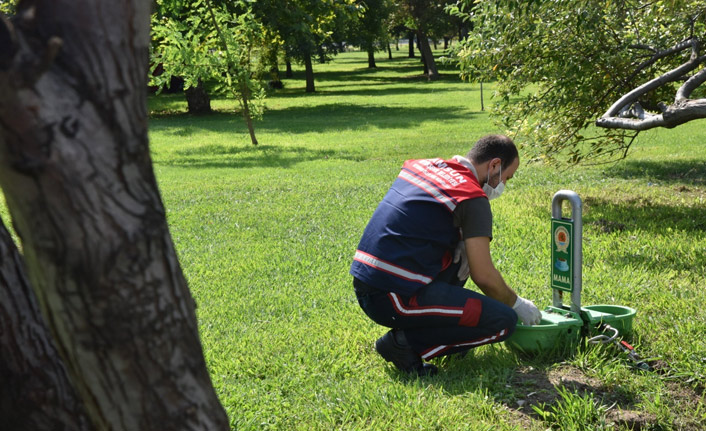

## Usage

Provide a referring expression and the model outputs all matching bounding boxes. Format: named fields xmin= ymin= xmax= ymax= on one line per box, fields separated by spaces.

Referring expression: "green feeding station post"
xmin=505 ymin=190 xmax=637 ymax=358
xmin=550 ymin=190 xmax=582 ymax=312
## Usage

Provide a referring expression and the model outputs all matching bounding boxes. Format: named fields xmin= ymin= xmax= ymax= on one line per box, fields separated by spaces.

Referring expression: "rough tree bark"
xmin=0 ymin=221 xmax=92 ymax=431
xmin=0 ymin=1 xmax=229 ymax=430
xmin=416 ymin=30 xmax=439 ymax=81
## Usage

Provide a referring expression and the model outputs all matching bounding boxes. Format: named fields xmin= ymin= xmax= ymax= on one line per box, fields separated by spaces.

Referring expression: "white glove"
xmin=513 ymin=296 xmax=542 ymax=326
xmin=452 ymin=241 xmax=470 ymax=281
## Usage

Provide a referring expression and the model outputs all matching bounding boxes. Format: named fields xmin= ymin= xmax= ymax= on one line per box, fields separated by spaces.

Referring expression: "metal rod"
xmin=551 ymin=190 xmax=583 ymax=313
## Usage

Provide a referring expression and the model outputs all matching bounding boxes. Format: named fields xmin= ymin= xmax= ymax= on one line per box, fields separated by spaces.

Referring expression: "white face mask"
xmin=483 ymin=164 xmax=505 ymax=200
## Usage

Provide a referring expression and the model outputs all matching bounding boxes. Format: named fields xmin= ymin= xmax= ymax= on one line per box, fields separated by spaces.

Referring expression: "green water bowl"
xmin=581 ymin=304 xmax=637 ymax=337
xmin=505 ymin=308 xmax=583 ymax=358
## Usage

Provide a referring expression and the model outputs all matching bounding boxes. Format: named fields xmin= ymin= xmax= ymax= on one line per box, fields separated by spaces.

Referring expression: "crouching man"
xmin=351 ymin=134 xmax=541 ymax=376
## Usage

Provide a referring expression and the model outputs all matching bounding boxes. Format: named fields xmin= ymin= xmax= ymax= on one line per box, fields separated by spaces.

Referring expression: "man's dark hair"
xmin=466 ymin=134 xmax=519 ymax=169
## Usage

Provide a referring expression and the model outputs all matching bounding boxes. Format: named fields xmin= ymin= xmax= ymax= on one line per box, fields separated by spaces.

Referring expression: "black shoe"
xmin=375 ymin=330 xmax=438 ymax=376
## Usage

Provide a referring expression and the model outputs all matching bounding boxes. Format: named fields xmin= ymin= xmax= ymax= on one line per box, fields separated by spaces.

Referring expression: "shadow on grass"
xmin=609 ymin=160 xmax=706 ymax=186
xmin=261 ymin=103 xmax=473 ymax=133
xmin=583 ymin=194 xmax=705 ymax=233
xmin=273 ymin=80 xmax=469 ymax=99
xmin=282 ymin=64 xmax=419 ymax=85
xmin=582 ymin=194 xmax=705 ymax=273
xmin=149 ymin=57 xmax=472 ymax=118
xmin=279 ymin=56 xmax=461 ymax=87
xmin=151 ymin=104 xmax=476 ymax=136
xmin=155 ymin=144 xmax=362 ymax=169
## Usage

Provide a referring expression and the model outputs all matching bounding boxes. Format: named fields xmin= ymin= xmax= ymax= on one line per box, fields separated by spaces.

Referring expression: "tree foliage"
xmin=451 ymin=0 xmax=706 ymax=164
xmin=0 ymin=0 xmax=16 ymax=15
xmin=151 ymin=0 xmax=265 ymax=144
xmin=346 ymin=0 xmax=394 ymax=68
xmin=254 ymin=0 xmax=360 ymax=92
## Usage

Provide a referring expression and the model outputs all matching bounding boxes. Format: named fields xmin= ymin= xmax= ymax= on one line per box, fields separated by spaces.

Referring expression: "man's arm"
xmin=464 ymin=236 xmax=542 ymax=325
xmin=464 ymin=236 xmax=517 ymax=307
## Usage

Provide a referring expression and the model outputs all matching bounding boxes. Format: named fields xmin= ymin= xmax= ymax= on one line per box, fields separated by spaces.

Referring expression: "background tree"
xmin=151 ymin=0 xmax=214 ymax=114
xmin=262 ymin=30 xmax=286 ymax=88
xmin=384 ymin=3 xmax=416 ymax=58
xmin=151 ymin=0 xmax=266 ymax=145
xmin=451 ymin=0 xmax=706 ymax=164
xmin=347 ymin=0 xmax=394 ymax=68
xmin=399 ymin=0 xmax=455 ymax=80
xmin=0 ymin=0 xmax=229 ymax=429
xmin=254 ymin=0 xmax=359 ymax=93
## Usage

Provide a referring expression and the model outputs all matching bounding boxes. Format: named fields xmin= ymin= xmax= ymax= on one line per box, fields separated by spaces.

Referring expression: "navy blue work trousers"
xmin=354 ymin=264 xmax=517 ymax=360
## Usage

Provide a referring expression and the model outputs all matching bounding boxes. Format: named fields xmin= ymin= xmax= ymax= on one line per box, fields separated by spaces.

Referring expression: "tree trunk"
xmin=367 ymin=47 xmax=377 ymax=68
xmin=458 ymin=24 xmax=470 ymax=42
xmin=304 ymin=51 xmax=315 ymax=92
xmin=240 ymin=83 xmax=259 ymax=145
xmin=388 ymin=44 xmax=392 ymax=60
xmin=408 ymin=31 xmax=415 ymax=58
xmin=420 ymin=51 xmax=429 ymax=74
xmin=184 ymin=80 xmax=212 ymax=115
xmin=417 ymin=34 xmax=428 ymax=73
xmin=0 ymin=2 xmax=229 ymax=430
xmin=480 ymin=81 xmax=485 ymax=111
xmin=416 ymin=30 xmax=439 ymax=81
xmin=267 ymin=44 xmax=282 ymax=89
xmin=285 ymin=56 xmax=293 ymax=78
xmin=0 ymin=222 xmax=92 ymax=431
xmin=444 ymin=37 xmax=449 ymax=50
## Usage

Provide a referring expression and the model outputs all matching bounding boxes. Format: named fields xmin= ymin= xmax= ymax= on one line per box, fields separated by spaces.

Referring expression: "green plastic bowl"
xmin=581 ymin=304 xmax=637 ymax=336
xmin=505 ymin=309 xmax=583 ymax=358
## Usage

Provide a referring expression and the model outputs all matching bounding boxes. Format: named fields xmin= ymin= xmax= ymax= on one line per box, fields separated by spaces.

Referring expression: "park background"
xmin=147 ymin=47 xmax=705 ymax=430
xmin=1 ymin=0 xmax=705 ymax=428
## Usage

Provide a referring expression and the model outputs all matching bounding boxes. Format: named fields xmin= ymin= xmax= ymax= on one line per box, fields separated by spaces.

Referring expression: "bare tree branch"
xmin=677 ymin=66 xmax=706 ymax=100
xmin=603 ymin=40 xmax=704 ymax=118
xmin=597 ymin=98 xmax=706 ymax=130
xmin=597 ymin=37 xmax=706 ymax=130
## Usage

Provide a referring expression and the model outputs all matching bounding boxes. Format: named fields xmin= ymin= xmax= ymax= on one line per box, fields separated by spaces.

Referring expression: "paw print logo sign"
xmin=551 ymin=219 xmax=573 ymax=292
xmin=555 ymin=226 xmax=570 ymax=252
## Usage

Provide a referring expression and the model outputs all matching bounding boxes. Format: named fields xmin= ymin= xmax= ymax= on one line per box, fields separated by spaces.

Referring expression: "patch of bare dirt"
xmin=605 ymin=409 xmax=657 ymax=431
xmin=502 ymin=364 xmax=705 ymax=431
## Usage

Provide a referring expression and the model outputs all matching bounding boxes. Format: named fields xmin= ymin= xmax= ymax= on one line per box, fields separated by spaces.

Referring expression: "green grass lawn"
xmin=3 ymin=48 xmax=703 ymax=429
xmin=147 ymin=49 xmax=706 ymax=430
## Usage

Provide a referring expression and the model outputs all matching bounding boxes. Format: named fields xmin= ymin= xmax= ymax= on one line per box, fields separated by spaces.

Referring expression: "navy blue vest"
xmin=350 ymin=158 xmax=486 ymax=295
